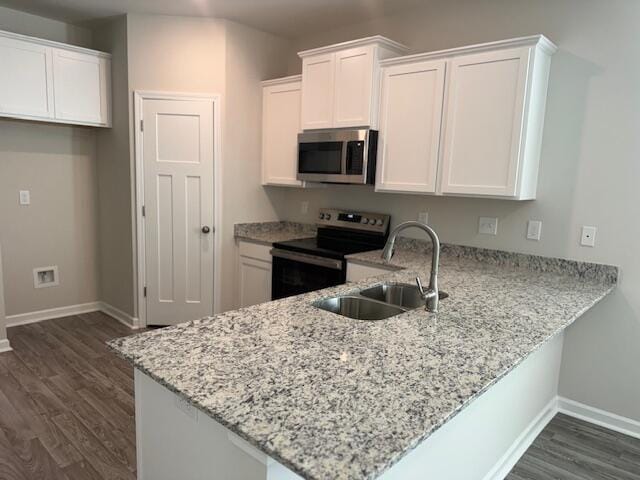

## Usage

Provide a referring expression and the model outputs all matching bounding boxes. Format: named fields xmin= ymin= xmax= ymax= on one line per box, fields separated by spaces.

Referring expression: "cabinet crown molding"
xmin=379 ymin=34 xmax=556 ymax=67
xmin=261 ymin=74 xmax=302 ymax=87
xmin=298 ymin=35 xmax=409 ymax=58
xmin=0 ymin=29 xmax=111 ymax=58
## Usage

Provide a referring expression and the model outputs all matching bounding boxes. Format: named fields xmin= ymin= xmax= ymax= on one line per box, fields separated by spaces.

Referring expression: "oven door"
xmin=271 ymin=249 xmax=345 ymax=300
xmin=297 ymin=129 xmax=370 ymax=184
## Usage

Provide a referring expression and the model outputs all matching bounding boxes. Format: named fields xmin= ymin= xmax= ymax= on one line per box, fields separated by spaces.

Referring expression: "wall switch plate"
xmin=418 ymin=211 xmax=429 ymax=224
xmin=527 ymin=220 xmax=542 ymax=241
xmin=19 ymin=190 xmax=30 ymax=205
xmin=478 ymin=217 xmax=498 ymax=235
xmin=33 ymin=266 xmax=59 ymax=288
xmin=581 ymin=226 xmax=597 ymax=247
xmin=300 ymin=201 xmax=309 ymax=215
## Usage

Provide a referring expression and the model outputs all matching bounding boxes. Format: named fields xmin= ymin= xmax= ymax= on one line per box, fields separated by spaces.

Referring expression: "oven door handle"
xmin=270 ymin=248 xmax=343 ymax=270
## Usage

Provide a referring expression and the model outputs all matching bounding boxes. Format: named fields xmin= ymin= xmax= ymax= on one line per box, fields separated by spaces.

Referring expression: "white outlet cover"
xmin=19 ymin=190 xmax=30 ymax=205
xmin=301 ymin=201 xmax=309 ymax=215
xmin=418 ymin=212 xmax=429 ymax=224
xmin=527 ymin=220 xmax=542 ymax=241
xmin=581 ymin=226 xmax=597 ymax=247
xmin=478 ymin=217 xmax=498 ymax=235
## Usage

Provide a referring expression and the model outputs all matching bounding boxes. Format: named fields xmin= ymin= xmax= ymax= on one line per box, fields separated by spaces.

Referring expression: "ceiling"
xmin=0 ymin=0 xmax=427 ymax=38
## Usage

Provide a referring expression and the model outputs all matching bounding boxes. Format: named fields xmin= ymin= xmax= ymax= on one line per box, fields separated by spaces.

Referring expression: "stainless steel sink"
xmin=313 ymin=295 xmax=406 ymax=320
xmin=359 ymin=283 xmax=449 ymax=309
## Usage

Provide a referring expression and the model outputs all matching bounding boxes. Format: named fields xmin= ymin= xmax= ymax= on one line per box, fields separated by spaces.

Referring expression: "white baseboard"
xmin=483 ymin=396 xmax=558 ymax=480
xmin=5 ymin=301 xmax=140 ymax=330
xmin=6 ymin=301 xmax=102 ymax=327
xmin=99 ymin=302 xmax=141 ymax=329
xmin=558 ymin=396 xmax=640 ymax=440
xmin=0 ymin=338 xmax=12 ymax=353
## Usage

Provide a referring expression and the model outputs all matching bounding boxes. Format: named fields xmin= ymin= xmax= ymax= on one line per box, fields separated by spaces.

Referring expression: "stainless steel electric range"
xmin=270 ymin=209 xmax=390 ymax=300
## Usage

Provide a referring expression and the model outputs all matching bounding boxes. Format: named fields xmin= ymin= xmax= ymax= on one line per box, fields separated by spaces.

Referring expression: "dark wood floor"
xmin=507 ymin=413 xmax=640 ymax=480
xmin=1 ymin=313 xmax=638 ymax=480
xmin=0 ymin=312 xmax=145 ymax=480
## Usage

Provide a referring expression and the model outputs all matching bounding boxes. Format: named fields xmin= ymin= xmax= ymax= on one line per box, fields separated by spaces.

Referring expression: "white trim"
xmin=0 ymin=339 xmax=11 ymax=353
xmin=380 ymin=35 xmax=557 ymax=67
xmin=0 ymin=28 xmax=111 ymax=58
xmin=261 ymin=74 xmax=302 ymax=87
xmin=482 ymin=397 xmax=558 ymax=480
xmin=298 ymin=35 xmax=409 ymax=58
xmin=99 ymin=302 xmax=141 ymax=330
xmin=6 ymin=302 xmax=101 ymax=327
xmin=133 ymin=90 xmax=223 ymax=326
xmin=558 ymin=396 xmax=640 ymax=440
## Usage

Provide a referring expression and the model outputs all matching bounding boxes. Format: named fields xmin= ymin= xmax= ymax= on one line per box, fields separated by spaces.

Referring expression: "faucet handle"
xmin=416 ymin=276 xmax=426 ymax=296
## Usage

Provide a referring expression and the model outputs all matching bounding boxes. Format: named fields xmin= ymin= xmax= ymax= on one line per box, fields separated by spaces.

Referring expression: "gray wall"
xmin=0 ymin=7 xmax=100 ymax=318
xmin=276 ymin=0 xmax=640 ymax=420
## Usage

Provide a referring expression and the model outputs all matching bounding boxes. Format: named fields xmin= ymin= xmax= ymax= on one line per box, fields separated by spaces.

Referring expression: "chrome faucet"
xmin=382 ymin=221 xmax=441 ymax=313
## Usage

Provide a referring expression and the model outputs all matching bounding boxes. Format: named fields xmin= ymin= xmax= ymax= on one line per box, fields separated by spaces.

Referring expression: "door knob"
xmin=201 ymin=226 xmax=211 ymax=234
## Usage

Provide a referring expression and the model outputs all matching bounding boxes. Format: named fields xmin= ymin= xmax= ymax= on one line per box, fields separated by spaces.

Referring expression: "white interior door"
xmin=142 ymin=97 xmax=214 ymax=326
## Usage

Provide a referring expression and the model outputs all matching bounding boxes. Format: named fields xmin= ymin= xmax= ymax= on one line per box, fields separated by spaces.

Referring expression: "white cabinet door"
xmin=333 ymin=46 xmax=374 ymax=128
xmin=376 ymin=60 xmax=446 ymax=194
xmin=262 ymin=79 xmax=303 ymax=187
xmin=52 ymin=48 xmax=110 ymax=125
xmin=0 ymin=35 xmax=53 ymax=119
xmin=439 ymin=47 xmax=530 ymax=197
xmin=300 ymin=53 xmax=335 ymax=129
xmin=239 ymin=256 xmax=272 ymax=308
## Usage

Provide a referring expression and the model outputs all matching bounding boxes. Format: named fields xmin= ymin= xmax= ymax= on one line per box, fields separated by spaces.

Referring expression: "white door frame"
xmin=133 ymin=91 xmax=222 ymax=327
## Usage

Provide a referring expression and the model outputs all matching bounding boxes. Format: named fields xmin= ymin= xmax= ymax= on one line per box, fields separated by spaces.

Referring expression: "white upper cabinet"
xmin=376 ymin=35 xmax=556 ymax=200
xmin=0 ymin=35 xmax=54 ymax=119
xmin=262 ymin=76 xmax=303 ymax=187
xmin=0 ymin=29 xmax=111 ymax=128
xmin=301 ymin=53 xmax=335 ymax=129
xmin=52 ymin=48 xmax=111 ymax=126
xmin=376 ymin=59 xmax=446 ymax=194
xmin=299 ymin=36 xmax=408 ymax=130
xmin=439 ymin=47 xmax=530 ymax=197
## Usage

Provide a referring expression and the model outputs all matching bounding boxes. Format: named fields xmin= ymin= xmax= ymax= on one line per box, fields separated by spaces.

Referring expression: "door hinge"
xmin=142 ymin=205 xmax=146 ymax=217
xmin=140 ymin=119 xmax=144 ymax=132
xmin=143 ymin=286 xmax=147 ymax=297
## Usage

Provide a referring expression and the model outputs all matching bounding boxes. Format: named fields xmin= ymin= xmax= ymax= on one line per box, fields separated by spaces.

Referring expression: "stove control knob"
xmin=375 ymin=219 xmax=383 ymax=226
xmin=361 ymin=217 xmax=369 ymax=224
xmin=325 ymin=213 xmax=332 ymax=220
xmin=319 ymin=213 xmax=325 ymax=220
xmin=369 ymin=218 xmax=376 ymax=225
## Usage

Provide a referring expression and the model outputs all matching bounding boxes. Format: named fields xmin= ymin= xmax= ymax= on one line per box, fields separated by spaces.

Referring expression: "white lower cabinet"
xmin=346 ymin=261 xmax=394 ymax=282
xmin=238 ymin=241 xmax=272 ymax=308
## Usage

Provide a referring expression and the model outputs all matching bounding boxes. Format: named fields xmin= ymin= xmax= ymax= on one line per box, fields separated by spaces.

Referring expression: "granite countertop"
xmin=234 ymin=221 xmax=316 ymax=245
xmin=109 ymin=241 xmax=617 ymax=480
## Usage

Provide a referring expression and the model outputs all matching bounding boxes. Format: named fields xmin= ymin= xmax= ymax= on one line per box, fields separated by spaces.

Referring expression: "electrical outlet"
xmin=581 ymin=226 xmax=597 ymax=247
xmin=418 ymin=212 xmax=429 ymax=224
xmin=19 ymin=190 xmax=30 ymax=205
xmin=478 ymin=217 xmax=498 ymax=235
xmin=527 ymin=220 xmax=542 ymax=241
xmin=300 ymin=201 xmax=309 ymax=215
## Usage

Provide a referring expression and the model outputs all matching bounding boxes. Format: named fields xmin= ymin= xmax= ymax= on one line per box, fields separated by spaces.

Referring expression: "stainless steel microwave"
xmin=297 ymin=129 xmax=378 ymax=184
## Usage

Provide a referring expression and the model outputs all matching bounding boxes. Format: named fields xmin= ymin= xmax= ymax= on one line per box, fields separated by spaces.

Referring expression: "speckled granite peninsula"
xmin=234 ymin=221 xmax=316 ymax=245
xmin=109 ymin=240 xmax=617 ymax=480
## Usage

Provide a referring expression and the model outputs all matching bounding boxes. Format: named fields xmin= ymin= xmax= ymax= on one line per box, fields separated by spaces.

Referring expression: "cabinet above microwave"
xmin=298 ymin=36 xmax=408 ymax=130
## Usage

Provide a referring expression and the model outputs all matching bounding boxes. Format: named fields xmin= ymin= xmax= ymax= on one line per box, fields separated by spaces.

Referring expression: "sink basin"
xmin=313 ymin=295 xmax=406 ymax=320
xmin=359 ymin=283 xmax=449 ymax=309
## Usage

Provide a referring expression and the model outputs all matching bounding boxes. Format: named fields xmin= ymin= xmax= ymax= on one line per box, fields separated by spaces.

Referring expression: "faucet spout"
xmin=381 ymin=221 xmax=441 ymax=313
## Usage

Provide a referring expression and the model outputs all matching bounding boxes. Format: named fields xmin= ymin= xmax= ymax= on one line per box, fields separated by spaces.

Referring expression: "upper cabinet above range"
xmin=299 ymin=36 xmax=409 ymax=130
xmin=0 ymin=29 xmax=111 ymax=128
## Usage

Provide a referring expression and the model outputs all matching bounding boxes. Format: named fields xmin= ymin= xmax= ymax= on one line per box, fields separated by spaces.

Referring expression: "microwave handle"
xmin=341 ymin=139 xmax=348 ymax=175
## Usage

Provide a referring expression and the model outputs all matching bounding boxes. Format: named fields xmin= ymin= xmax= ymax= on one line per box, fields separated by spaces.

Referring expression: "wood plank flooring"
xmin=507 ymin=413 xmax=640 ymax=480
xmin=1 ymin=313 xmax=638 ymax=479
xmin=0 ymin=312 xmax=146 ymax=480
